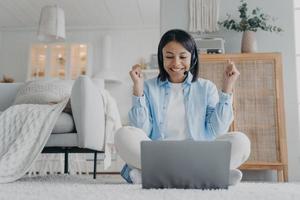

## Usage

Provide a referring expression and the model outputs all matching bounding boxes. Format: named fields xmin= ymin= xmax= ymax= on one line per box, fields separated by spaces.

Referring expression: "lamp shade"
xmin=37 ymin=5 xmax=66 ymax=42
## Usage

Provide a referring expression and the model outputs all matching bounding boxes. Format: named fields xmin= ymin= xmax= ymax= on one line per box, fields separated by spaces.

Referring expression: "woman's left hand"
xmin=222 ymin=60 xmax=240 ymax=94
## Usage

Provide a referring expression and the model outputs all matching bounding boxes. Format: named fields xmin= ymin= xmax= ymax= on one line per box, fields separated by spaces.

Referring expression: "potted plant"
xmin=218 ymin=0 xmax=283 ymax=53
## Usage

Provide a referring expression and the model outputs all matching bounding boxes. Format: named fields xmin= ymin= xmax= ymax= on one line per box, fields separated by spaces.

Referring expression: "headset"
xmin=184 ymin=47 xmax=198 ymax=76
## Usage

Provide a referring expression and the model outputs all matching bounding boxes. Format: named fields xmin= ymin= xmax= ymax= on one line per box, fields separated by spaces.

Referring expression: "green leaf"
xmin=218 ymin=0 xmax=283 ymax=33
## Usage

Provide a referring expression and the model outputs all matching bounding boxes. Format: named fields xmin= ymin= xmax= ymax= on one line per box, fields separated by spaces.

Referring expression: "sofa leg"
xmin=93 ymin=152 xmax=97 ymax=179
xmin=64 ymin=151 xmax=69 ymax=174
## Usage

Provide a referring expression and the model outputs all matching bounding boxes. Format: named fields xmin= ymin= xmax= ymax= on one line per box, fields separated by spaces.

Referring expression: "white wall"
xmin=0 ymin=28 xmax=160 ymax=123
xmin=161 ymin=0 xmax=300 ymax=181
xmin=160 ymin=0 xmax=189 ymax=35
xmin=0 ymin=31 xmax=2 ymax=60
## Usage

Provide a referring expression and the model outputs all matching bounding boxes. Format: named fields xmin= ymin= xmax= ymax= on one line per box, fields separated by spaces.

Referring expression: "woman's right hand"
xmin=129 ymin=64 xmax=144 ymax=96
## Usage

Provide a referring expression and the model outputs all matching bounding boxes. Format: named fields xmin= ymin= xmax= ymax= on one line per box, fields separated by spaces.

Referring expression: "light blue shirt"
xmin=129 ymin=72 xmax=233 ymax=140
xmin=121 ymin=72 xmax=233 ymax=183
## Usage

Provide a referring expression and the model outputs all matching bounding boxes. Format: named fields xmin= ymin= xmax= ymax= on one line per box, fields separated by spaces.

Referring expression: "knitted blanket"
xmin=0 ymin=99 xmax=68 ymax=183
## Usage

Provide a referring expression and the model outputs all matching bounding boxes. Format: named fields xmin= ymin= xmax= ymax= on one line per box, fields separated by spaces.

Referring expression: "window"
xmin=28 ymin=43 xmax=89 ymax=80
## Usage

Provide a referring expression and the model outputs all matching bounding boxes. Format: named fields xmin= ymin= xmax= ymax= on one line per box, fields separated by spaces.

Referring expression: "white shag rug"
xmin=0 ymin=175 xmax=300 ymax=200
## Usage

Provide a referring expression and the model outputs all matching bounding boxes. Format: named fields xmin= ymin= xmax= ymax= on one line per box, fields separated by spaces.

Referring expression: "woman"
xmin=115 ymin=29 xmax=251 ymax=185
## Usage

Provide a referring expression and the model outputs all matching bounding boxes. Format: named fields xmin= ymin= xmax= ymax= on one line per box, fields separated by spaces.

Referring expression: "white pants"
xmin=114 ymin=126 xmax=251 ymax=170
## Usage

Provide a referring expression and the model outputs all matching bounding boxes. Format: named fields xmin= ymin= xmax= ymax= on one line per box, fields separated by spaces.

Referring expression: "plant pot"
xmin=241 ymin=31 xmax=257 ymax=53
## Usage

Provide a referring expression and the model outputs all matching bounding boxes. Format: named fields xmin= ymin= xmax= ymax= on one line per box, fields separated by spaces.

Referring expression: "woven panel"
xmin=199 ymin=61 xmax=225 ymax=89
xmin=200 ymin=59 xmax=279 ymax=163
xmin=235 ymin=60 xmax=278 ymax=162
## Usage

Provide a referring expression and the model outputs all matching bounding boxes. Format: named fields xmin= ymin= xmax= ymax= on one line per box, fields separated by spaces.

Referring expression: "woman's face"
xmin=162 ymin=41 xmax=191 ymax=83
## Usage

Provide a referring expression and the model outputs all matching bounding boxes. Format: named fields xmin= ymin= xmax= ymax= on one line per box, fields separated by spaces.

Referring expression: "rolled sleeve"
xmin=132 ymin=95 xmax=146 ymax=107
xmin=129 ymin=94 xmax=152 ymax=135
xmin=219 ymin=91 xmax=233 ymax=104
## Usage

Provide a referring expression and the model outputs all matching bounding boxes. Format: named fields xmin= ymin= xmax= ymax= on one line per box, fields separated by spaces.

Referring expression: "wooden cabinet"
xmin=199 ymin=53 xmax=288 ymax=181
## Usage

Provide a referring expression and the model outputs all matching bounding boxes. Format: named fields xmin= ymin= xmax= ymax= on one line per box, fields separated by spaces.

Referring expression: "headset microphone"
xmin=184 ymin=49 xmax=197 ymax=77
xmin=184 ymin=55 xmax=196 ymax=77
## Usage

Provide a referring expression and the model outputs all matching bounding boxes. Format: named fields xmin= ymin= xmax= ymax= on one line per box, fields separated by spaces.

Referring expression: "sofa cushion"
xmin=45 ymin=133 xmax=78 ymax=147
xmin=52 ymin=112 xmax=75 ymax=134
xmin=0 ymin=111 xmax=75 ymax=134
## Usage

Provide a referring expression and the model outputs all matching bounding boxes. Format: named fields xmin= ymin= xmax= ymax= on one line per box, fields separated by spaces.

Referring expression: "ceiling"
xmin=0 ymin=0 xmax=160 ymax=30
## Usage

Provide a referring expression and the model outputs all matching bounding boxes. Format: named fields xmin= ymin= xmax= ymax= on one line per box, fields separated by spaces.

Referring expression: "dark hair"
xmin=157 ymin=29 xmax=199 ymax=82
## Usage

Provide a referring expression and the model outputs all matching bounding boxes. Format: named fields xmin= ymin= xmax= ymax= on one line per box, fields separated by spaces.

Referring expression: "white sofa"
xmin=0 ymin=76 xmax=106 ymax=178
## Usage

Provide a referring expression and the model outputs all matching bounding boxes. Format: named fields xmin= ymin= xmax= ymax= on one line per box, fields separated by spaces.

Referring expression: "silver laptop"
xmin=141 ymin=140 xmax=231 ymax=189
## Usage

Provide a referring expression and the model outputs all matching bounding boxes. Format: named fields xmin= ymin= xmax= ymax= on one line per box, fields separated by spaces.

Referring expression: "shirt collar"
xmin=158 ymin=72 xmax=193 ymax=87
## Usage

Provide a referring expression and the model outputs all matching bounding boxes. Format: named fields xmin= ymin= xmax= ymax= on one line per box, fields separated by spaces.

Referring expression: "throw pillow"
xmin=14 ymin=79 xmax=74 ymax=105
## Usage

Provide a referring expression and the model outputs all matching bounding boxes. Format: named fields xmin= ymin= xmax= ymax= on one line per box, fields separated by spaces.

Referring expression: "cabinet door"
xmin=234 ymin=59 xmax=278 ymax=163
xmin=199 ymin=53 xmax=287 ymax=166
xmin=69 ymin=44 xmax=88 ymax=80
xmin=29 ymin=44 xmax=47 ymax=78
xmin=49 ymin=44 xmax=67 ymax=79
